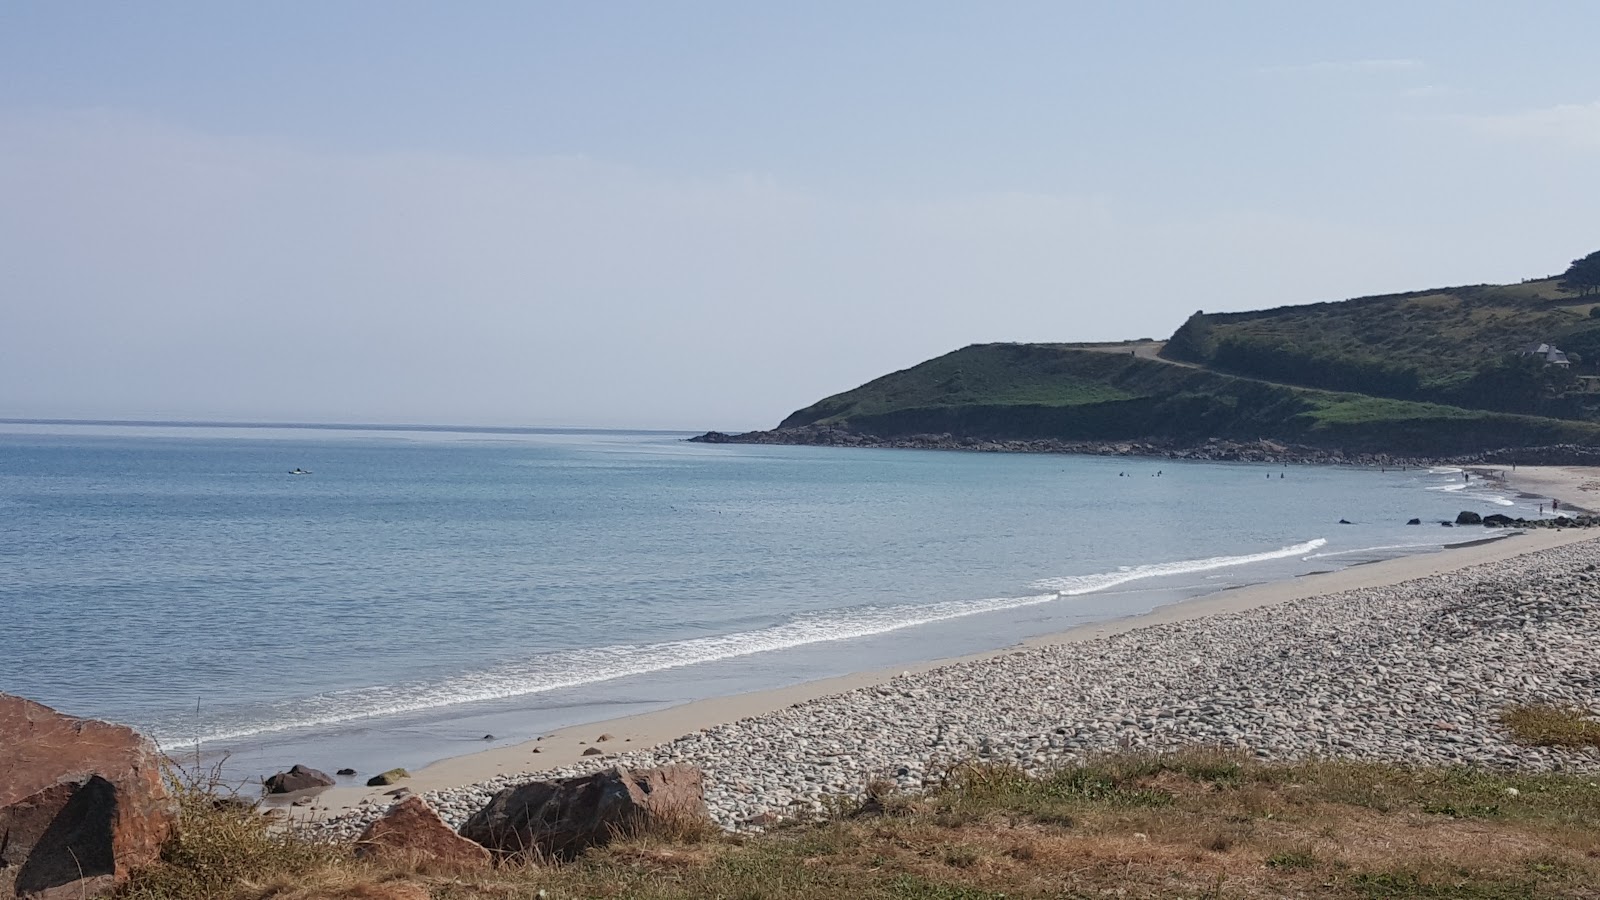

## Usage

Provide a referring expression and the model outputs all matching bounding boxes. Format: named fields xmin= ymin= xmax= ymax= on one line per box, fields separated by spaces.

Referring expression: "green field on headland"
xmin=716 ymin=253 xmax=1600 ymax=457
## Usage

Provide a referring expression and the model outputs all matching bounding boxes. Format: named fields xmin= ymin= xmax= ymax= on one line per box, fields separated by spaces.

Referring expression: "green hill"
xmin=1163 ymin=278 xmax=1600 ymax=419
xmin=777 ymin=343 xmax=1600 ymax=455
xmin=741 ymin=254 xmax=1600 ymax=457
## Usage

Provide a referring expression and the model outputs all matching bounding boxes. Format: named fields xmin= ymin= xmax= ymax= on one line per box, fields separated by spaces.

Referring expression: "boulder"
xmin=459 ymin=765 xmax=709 ymax=860
xmin=1482 ymin=513 xmax=1515 ymax=528
xmin=263 ymin=764 xmax=334 ymax=794
xmin=336 ymin=768 xmax=357 ymax=776
xmin=0 ymin=694 xmax=177 ymax=899
xmin=355 ymin=796 xmax=491 ymax=870
xmin=367 ymin=767 xmax=410 ymax=787
xmin=1406 ymin=518 xmax=1422 ymax=525
xmin=1455 ymin=510 xmax=1482 ymax=525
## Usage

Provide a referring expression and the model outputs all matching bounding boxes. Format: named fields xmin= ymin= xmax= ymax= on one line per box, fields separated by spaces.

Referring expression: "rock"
xmin=263 ymin=764 xmax=335 ymax=794
xmin=582 ymin=747 xmax=604 ymax=756
xmin=1455 ymin=510 xmax=1482 ymax=525
xmin=596 ymin=733 xmax=615 ymax=742
xmin=367 ymin=767 xmax=410 ymax=787
xmin=482 ymin=734 xmax=495 ymax=741
xmin=1407 ymin=518 xmax=1422 ymax=525
xmin=1338 ymin=519 xmax=1353 ymax=525
xmin=355 ymin=795 xmax=491 ymax=869
xmin=1483 ymin=514 xmax=1515 ymax=527
xmin=336 ymin=768 xmax=357 ymax=776
xmin=0 ymin=694 xmax=177 ymax=900
xmin=743 ymin=811 xmax=782 ymax=827
xmin=460 ymin=765 xmax=709 ymax=859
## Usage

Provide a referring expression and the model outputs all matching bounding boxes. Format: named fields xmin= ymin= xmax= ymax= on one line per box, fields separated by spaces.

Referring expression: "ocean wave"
xmin=1303 ymin=542 xmax=1440 ymax=560
xmin=159 ymin=538 xmax=1327 ymax=748
xmin=1029 ymin=538 xmax=1326 ymax=594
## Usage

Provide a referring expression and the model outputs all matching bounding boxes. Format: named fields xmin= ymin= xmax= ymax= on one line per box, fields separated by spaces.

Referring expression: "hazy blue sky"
xmin=3 ymin=2 xmax=1598 ymax=428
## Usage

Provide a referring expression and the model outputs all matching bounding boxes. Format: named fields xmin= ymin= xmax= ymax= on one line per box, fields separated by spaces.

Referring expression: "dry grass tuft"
xmin=119 ymin=762 xmax=350 ymax=900
xmin=1501 ymin=703 xmax=1600 ymax=748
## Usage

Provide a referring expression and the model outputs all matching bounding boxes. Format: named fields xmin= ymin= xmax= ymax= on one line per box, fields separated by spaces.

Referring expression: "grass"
xmin=1501 ymin=704 xmax=1600 ymax=749
xmin=117 ymin=749 xmax=1600 ymax=900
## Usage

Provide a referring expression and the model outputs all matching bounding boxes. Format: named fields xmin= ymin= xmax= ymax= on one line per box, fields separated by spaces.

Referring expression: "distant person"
xmin=1553 ymin=498 xmax=1560 ymax=511
xmin=1539 ymin=504 xmax=1545 ymax=515
xmin=1464 ymin=472 xmax=1470 ymax=483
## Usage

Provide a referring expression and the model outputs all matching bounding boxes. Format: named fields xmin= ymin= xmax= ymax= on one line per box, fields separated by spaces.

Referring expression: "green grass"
xmin=121 ymin=750 xmax=1600 ymax=900
xmin=1500 ymin=704 xmax=1600 ymax=748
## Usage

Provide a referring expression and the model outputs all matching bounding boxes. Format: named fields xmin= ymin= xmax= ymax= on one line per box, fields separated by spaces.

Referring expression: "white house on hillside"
xmin=1519 ymin=342 xmax=1571 ymax=367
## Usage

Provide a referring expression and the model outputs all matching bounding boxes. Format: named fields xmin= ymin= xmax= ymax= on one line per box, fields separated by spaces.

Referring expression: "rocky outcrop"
xmin=367 ymin=767 xmax=410 ymax=787
xmin=263 ymin=764 xmax=334 ymax=794
xmin=459 ymin=765 xmax=708 ymax=860
xmin=1456 ymin=510 xmax=1483 ymax=525
xmin=354 ymin=796 xmax=490 ymax=869
xmin=0 ymin=694 xmax=177 ymax=899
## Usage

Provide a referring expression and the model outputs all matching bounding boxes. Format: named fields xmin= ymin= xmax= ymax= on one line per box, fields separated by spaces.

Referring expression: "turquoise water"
xmin=0 ymin=422 xmax=1531 ymax=778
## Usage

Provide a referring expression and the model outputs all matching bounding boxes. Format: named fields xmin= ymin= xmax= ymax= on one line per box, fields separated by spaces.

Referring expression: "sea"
xmin=0 ymin=421 xmax=1536 ymax=782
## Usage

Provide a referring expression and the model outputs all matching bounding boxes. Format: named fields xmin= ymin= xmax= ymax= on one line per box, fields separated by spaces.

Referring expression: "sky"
xmin=3 ymin=2 xmax=1599 ymax=430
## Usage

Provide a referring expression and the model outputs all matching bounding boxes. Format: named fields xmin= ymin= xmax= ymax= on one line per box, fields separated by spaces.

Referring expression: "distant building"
xmin=1519 ymin=342 xmax=1571 ymax=367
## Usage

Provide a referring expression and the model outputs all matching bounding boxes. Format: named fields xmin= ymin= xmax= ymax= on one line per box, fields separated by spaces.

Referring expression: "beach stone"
xmin=367 ymin=767 xmax=410 ymax=787
xmin=355 ymin=795 xmax=491 ymax=869
xmin=0 ymin=694 xmax=177 ymax=900
xmin=336 ymin=768 xmax=357 ymax=776
xmin=459 ymin=765 xmax=708 ymax=859
xmin=582 ymin=746 xmax=604 ymax=756
xmin=1455 ymin=510 xmax=1482 ymax=525
xmin=263 ymin=764 xmax=335 ymax=794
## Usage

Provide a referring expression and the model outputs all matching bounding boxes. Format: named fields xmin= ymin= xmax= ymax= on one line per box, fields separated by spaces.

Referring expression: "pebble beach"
xmin=309 ymin=529 xmax=1600 ymax=839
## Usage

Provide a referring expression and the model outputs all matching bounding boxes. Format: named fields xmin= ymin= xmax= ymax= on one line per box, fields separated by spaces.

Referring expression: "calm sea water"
xmin=0 ymin=422 xmax=1531 ymax=778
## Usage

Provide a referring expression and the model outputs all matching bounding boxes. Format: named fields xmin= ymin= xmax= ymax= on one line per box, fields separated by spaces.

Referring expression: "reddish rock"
xmin=460 ymin=765 xmax=709 ymax=860
xmin=355 ymin=796 xmax=490 ymax=870
xmin=0 ymin=693 xmax=177 ymax=899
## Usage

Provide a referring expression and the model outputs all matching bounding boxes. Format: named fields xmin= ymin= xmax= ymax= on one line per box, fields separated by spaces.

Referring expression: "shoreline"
xmin=1497 ymin=464 xmax=1600 ymax=514
xmin=294 ymin=522 xmax=1599 ymax=822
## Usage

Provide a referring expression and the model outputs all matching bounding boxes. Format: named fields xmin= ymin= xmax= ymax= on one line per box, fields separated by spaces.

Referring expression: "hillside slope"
xmin=1162 ymin=277 xmax=1600 ymax=419
xmin=774 ymin=343 xmax=1600 ymax=455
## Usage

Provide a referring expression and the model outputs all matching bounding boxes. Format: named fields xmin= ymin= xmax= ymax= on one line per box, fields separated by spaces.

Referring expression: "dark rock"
xmin=263 ymin=764 xmax=335 ymax=794
xmin=0 ymin=693 xmax=178 ymax=900
xmin=582 ymin=747 xmax=604 ymax=756
xmin=1338 ymin=519 xmax=1353 ymax=525
xmin=482 ymin=734 xmax=495 ymax=741
xmin=336 ymin=768 xmax=357 ymax=776
xmin=460 ymin=765 xmax=709 ymax=860
xmin=1407 ymin=518 xmax=1422 ymax=525
xmin=1455 ymin=511 xmax=1482 ymax=525
xmin=356 ymin=795 xmax=490 ymax=869
xmin=367 ymin=767 xmax=410 ymax=787
xmin=1482 ymin=514 xmax=1515 ymax=527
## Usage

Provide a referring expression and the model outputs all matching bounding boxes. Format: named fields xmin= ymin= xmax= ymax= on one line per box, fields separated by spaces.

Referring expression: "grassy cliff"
xmin=777 ymin=343 xmax=1600 ymax=455
xmin=762 ymin=264 xmax=1600 ymax=455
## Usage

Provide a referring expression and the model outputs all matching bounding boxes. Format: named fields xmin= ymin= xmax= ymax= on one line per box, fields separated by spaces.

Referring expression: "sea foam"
xmin=159 ymin=537 xmax=1327 ymax=748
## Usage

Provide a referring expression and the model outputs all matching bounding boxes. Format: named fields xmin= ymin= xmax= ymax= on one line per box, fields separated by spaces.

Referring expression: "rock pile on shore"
xmin=309 ymin=537 xmax=1600 ymax=839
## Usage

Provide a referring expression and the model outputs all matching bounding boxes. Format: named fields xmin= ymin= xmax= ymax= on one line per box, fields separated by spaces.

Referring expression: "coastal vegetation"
xmin=122 ymin=749 xmax=1600 ymax=899
xmin=726 ymin=254 xmax=1600 ymax=456
xmin=774 ymin=342 xmax=1600 ymax=456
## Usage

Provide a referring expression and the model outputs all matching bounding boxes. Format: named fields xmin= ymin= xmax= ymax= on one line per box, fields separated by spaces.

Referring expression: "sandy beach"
xmin=297 ymin=520 xmax=1600 ymax=828
xmin=1500 ymin=464 xmax=1600 ymax=513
